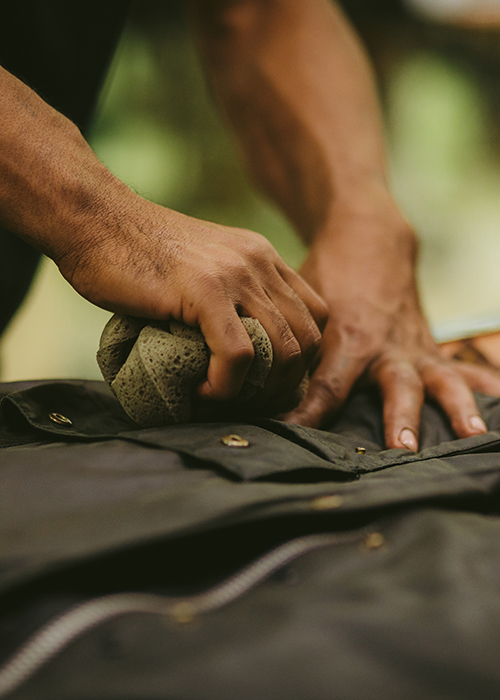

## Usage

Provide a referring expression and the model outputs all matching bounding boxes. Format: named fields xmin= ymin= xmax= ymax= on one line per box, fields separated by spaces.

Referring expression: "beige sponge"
xmin=97 ymin=314 xmax=286 ymax=427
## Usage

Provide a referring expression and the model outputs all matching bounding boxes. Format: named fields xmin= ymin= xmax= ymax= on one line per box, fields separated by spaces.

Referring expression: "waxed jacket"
xmin=1 ymin=379 xmax=500 ymax=699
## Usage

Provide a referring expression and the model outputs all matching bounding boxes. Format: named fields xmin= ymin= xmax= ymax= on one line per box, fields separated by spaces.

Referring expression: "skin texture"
xmin=189 ymin=0 xmax=500 ymax=448
xmin=1 ymin=0 xmax=500 ymax=446
xmin=0 ymin=65 xmax=326 ymax=403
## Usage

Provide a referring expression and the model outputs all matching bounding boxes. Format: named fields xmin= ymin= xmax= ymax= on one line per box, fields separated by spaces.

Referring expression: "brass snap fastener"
xmin=221 ymin=434 xmax=249 ymax=448
xmin=48 ymin=412 xmax=73 ymax=426
xmin=169 ymin=601 xmax=196 ymax=625
xmin=310 ymin=494 xmax=344 ymax=511
xmin=355 ymin=446 xmax=366 ymax=454
xmin=363 ymin=532 xmax=385 ymax=550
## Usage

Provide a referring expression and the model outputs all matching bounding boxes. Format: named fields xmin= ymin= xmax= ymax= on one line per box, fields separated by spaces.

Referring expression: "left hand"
xmin=283 ymin=194 xmax=500 ymax=450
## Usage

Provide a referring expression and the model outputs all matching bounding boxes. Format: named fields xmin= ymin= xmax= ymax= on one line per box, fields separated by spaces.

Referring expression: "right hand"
xmin=0 ymin=64 xmax=324 ymax=403
xmin=58 ymin=193 xmax=328 ymax=404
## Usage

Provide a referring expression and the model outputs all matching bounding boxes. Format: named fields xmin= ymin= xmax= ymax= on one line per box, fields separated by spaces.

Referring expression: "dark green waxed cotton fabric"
xmin=2 ymin=379 xmax=500 ymax=699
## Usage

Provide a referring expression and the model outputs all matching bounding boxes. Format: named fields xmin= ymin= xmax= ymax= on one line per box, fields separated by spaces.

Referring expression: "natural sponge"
xmin=97 ymin=314 xmax=281 ymax=427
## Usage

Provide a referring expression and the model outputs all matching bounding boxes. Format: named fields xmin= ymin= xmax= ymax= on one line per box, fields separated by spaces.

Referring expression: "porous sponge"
xmin=97 ymin=314 xmax=288 ymax=427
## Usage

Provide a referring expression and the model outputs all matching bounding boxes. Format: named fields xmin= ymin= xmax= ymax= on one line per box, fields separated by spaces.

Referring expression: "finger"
xmin=239 ymin=290 xmax=303 ymax=403
xmin=264 ymin=295 xmax=322 ymax=404
xmin=276 ymin=262 xmax=329 ymax=332
xmin=240 ymin=272 xmax=322 ymax=406
xmin=199 ymin=273 xmax=318 ymax=404
xmin=420 ymin=360 xmax=488 ymax=438
xmin=371 ymin=357 xmax=424 ymax=451
xmin=450 ymin=360 xmax=500 ymax=396
xmin=198 ymin=305 xmax=255 ymax=401
xmin=283 ymin=337 xmax=366 ymax=428
xmin=262 ymin=290 xmax=323 ymax=416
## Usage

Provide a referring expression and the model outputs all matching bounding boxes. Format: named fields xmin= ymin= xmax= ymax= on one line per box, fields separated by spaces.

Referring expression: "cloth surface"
xmin=1 ymin=379 xmax=500 ymax=698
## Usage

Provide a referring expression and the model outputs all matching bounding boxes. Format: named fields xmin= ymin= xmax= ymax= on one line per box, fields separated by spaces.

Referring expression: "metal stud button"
xmin=310 ymin=494 xmax=344 ymax=511
xmin=364 ymin=532 xmax=385 ymax=549
xmin=221 ymin=434 xmax=249 ymax=448
xmin=355 ymin=446 xmax=366 ymax=454
xmin=48 ymin=412 xmax=73 ymax=426
xmin=169 ymin=601 xmax=196 ymax=624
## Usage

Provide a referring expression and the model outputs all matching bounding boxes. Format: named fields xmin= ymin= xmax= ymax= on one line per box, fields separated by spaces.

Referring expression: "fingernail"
xmin=469 ymin=415 xmax=487 ymax=434
xmin=399 ymin=428 xmax=418 ymax=452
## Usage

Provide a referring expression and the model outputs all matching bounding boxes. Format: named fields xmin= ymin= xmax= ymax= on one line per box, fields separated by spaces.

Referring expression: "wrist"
xmin=301 ymin=177 xmax=419 ymax=301
xmin=315 ymin=174 xmax=417 ymax=254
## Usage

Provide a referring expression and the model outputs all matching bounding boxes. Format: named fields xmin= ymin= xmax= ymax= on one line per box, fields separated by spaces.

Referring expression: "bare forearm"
xmin=189 ymin=0 xmax=500 ymax=447
xmin=0 ymin=65 xmax=130 ymax=267
xmin=189 ymin=0 xmax=389 ymax=243
xmin=0 ymin=64 xmax=326 ymax=406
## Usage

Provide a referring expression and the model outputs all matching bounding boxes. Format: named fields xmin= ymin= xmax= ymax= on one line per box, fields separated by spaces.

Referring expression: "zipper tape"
xmin=0 ymin=528 xmax=375 ymax=697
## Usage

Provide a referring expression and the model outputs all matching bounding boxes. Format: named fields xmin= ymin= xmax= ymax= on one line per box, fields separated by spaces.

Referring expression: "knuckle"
xmin=268 ymin=312 xmax=302 ymax=366
xmin=338 ymin=323 xmax=377 ymax=358
xmin=198 ymin=257 xmax=249 ymax=286
xmin=269 ymin=316 xmax=309 ymax=355
xmin=419 ymin=359 xmax=461 ymax=391
xmin=221 ymin=320 xmax=255 ymax=363
xmin=230 ymin=262 xmax=255 ymax=286
xmin=372 ymin=356 xmax=416 ymax=386
xmin=238 ymin=232 xmax=274 ymax=262
xmin=245 ymin=230 xmax=274 ymax=251
xmin=226 ymin=341 xmax=255 ymax=368
xmin=310 ymin=376 xmax=346 ymax=407
xmin=196 ymin=267 xmax=226 ymax=294
xmin=301 ymin=324 xmax=323 ymax=363
xmin=278 ymin=333 xmax=302 ymax=369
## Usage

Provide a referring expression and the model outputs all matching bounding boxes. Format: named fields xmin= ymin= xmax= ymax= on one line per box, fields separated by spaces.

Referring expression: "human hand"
xmin=283 ymin=195 xmax=500 ymax=450
xmin=0 ymin=64 xmax=326 ymax=405
xmin=58 ymin=192 xmax=327 ymax=404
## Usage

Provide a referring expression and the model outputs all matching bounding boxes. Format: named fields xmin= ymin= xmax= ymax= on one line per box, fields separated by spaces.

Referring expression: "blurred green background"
xmin=2 ymin=1 xmax=500 ymax=380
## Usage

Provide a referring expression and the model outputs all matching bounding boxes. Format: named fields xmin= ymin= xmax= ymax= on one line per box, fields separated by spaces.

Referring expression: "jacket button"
xmin=48 ymin=412 xmax=73 ymax=426
xmin=364 ymin=532 xmax=385 ymax=549
xmin=221 ymin=434 xmax=250 ymax=447
xmin=169 ymin=601 xmax=196 ymax=624
xmin=310 ymin=494 xmax=344 ymax=510
xmin=355 ymin=446 xmax=366 ymax=454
